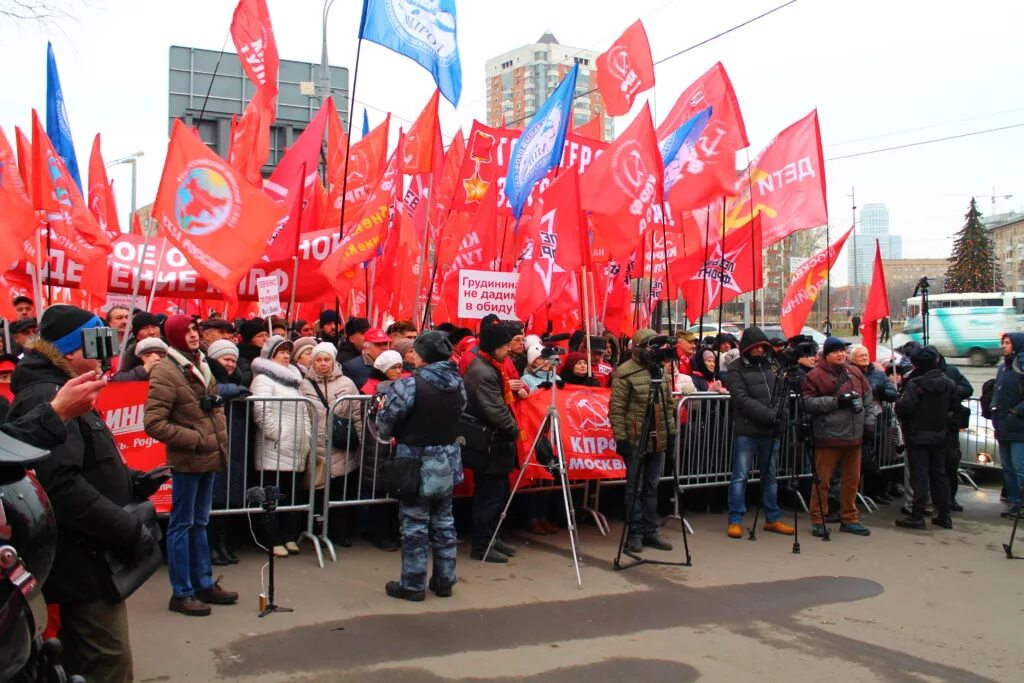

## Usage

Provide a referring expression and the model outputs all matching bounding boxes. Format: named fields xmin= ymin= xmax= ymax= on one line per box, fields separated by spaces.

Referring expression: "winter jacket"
xmin=463 ymin=355 xmax=520 ymax=474
xmin=609 ymin=354 xmax=678 ymax=453
xmin=144 ymin=347 xmax=228 ymax=473
xmin=857 ymin=362 xmax=897 ymax=403
xmin=522 ymin=367 xmax=558 ymax=393
xmin=301 ymin=362 xmax=363 ymax=478
xmin=802 ymin=357 xmax=875 ymax=447
xmin=336 ymin=339 xmax=360 ymax=365
xmin=342 ymin=351 xmax=374 ymax=389
xmin=9 ymin=340 xmax=144 ymax=603
xmin=236 ymin=343 xmax=261 ymax=387
xmin=894 ymin=367 xmax=956 ymax=446
xmin=209 ymin=360 xmax=249 ymax=508
xmin=377 ymin=360 xmax=468 ymax=497
xmin=723 ymin=355 xmax=782 ymax=438
xmin=110 ymin=363 xmax=150 ymax=382
xmin=991 ymin=332 xmax=1024 ymax=442
xmin=249 ymin=358 xmax=313 ymax=472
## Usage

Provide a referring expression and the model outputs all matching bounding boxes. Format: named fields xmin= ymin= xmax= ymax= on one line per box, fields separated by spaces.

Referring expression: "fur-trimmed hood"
xmin=252 ymin=357 xmax=303 ymax=388
xmin=11 ymin=339 xmax=76 ymax=395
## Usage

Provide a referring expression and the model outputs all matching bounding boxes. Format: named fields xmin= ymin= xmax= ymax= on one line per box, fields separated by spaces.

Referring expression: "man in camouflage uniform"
xmin=376 ymin=331 xmax=467 ymax=600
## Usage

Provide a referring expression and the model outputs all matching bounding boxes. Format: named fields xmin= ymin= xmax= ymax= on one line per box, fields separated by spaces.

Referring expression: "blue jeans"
xmin=624 ymin=450 xmax=666 ymax=540
xmin=728 ymin=436 xmax=782 ymax=524
xmin=998 ymin=441 xmax=1024 ymax=506
xmin=167 ymin=472 xmax=215 ymax=598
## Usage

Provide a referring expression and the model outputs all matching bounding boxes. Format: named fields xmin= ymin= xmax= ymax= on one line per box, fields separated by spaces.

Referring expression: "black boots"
xmin=209 ymin=518 xmax=238 ymax=566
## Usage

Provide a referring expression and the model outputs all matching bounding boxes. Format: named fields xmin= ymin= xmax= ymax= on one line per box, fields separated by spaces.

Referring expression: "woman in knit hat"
xmin=110 ymin=337 xmax=168 ymax=382
xmin=392 ymin=338 xmax=418 ymax=372
xmin=249 ymin=335 xmax=312 ymax=557
xmin=561 ymin=352 xmax=600 ymax=387
xmin=300 ymin=342 xmax=363 ymax=547
xmin=291 ymin=336 xmax=317 ymax=375
xmin=360 ymin=349 xmax=406 ymax=396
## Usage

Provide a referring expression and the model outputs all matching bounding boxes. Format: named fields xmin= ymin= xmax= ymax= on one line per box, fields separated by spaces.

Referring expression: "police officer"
xmin=376 ymin=331 xmax=466 ymax=600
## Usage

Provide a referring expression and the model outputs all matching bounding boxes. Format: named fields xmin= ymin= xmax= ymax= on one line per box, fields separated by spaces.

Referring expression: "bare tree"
xmin=0 ymin=1 xmax=86 ymax=28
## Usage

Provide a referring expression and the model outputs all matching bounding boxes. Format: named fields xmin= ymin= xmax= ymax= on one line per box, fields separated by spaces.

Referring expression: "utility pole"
xmin=847 ymin=187 xmax=859 ymax=313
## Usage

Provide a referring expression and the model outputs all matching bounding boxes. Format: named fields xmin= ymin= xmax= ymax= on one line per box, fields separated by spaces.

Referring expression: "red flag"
xmin=574 ymin=114 xmax=604 ymax=141
xmin=515 ymin=169 xmax=586 ymax=320
xmin=401 ymin=90 xmax=440 ymax=175
xmin=14 ymin=126 xmax=32 ymax=188
xmin=430 ymin=129 xmax=465 ymax=239
xmin=129 ymin=213 xmax=143 ymax=236
xmin=318 ymin=149 xmax=398 ymax=285
xmin=263 ymin=99 xmax=331 ymax=248
xmin=596 ymin=19 xmax=655 ymax=116
xmin=87 ymin=134 xmax=122 ymax=241
xmin=723 ymin=110 xmax=827 ymax=246
xmin=679 ymin=215 xmax=763 ymax=324
xmin=658 ymin=62 xmax=748 ymax=212
xmin=152 ymin=119 xmax=286 ymax=295
xmin=228 ymin=89 xmax=273 ymax=187
xmin=580 ymin=103 xmax=664 ymax=262
xmin=325 ymin=112 xmax=390 ymax=231
xmin=0 ymin=126 xmax=38 ymax=268
xmin=780 ymin=226 xmax=853 ymax=337
xmin=230 ymin=0 xmax=279 ymax=100
xmin=861 ymin=240 xmax=890 ymax=362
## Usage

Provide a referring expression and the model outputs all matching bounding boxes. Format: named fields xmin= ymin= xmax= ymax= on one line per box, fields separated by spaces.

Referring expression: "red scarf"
xmin=479 ymin=350 xmax=514 ymax=405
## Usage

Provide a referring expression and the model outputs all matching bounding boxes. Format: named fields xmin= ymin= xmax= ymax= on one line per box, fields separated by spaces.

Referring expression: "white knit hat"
xmin=527 ymin=344 xmax=544 ymax=366
xmin=135 ymin=337 xmax=169 ymax=357
xmin=311 ymin=341 xmax=337 ymax=359
xmin=524 ymin=334 xmax=542 ymax=350
xmin=373 ymin=350 xmax=403 ymax=372
xmin=206 ymin=339 xmax=238 ymax=361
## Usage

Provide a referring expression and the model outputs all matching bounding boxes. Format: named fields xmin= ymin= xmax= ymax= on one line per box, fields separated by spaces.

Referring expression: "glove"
xmin=837 ymin=392 xmax=856 ymax=409
xmin=616 ymin=441 xmax=634 ymax=459
xmin=133 ymin=465 xmax=172 ymax=499
xmin=537 ymin=381 xmax=553 ymax=390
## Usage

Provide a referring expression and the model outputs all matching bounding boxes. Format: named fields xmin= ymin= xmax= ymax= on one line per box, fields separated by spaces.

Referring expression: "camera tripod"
xmin=481 ymin=364 xmax=583 ymax=588
xmin=746 ymin=364 xmax=833 ymax=552
xmin=613 ymin=365 xmax=692 ymax=570
xmin=1004 ymin=486 xmax=1023 ymax=560
xmin=246 ymin=486 xmax=294 ymax=617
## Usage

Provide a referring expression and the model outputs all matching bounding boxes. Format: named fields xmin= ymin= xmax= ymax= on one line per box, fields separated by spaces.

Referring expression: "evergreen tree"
xmin=945 ymin=198 xmax=1003 ymax=293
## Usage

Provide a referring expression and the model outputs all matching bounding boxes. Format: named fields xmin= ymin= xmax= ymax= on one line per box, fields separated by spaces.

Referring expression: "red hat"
xmin=0 ymin=359 xmax=15 ymax=373
xmin=364 ymin=328 xmax=390 ymax=344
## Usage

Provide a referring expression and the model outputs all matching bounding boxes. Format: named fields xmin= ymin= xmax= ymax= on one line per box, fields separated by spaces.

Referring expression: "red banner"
xmin=596 ymin=19 xmax=655 ymax=116
xmin=861 ymin=240 xmax=890 ymax=361
xmin=780 ymin=225 xmax=853 ymax=337
xmin=514 ymin=387 xmax=626 ymax=481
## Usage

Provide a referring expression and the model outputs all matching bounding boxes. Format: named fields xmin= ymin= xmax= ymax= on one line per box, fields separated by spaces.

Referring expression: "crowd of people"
xmin=3 ymin=294 xmax=1023 ymax=682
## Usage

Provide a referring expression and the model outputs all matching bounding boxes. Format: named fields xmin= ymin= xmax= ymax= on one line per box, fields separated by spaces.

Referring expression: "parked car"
xmin=959 ymin=399 xmax=1001 ymax=469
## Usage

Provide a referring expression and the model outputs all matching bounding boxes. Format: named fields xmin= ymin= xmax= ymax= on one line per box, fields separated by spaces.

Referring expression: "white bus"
xmin=902 ymin=292 xmax=1024 ymax=365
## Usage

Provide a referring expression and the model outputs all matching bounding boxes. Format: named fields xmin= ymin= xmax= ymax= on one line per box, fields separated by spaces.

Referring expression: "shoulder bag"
xmin=307 ymin=379 xmax=360 ymax=450
xmin=103 ymin=500 xmax=163 ymax=601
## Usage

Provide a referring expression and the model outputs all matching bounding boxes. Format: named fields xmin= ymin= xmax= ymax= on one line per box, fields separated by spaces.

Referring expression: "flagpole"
xmin=128 ymin=229 xmax=153 ymax=313
xmin=697 ymin=207 xmax=712 ymax=340
xmin=582 ymin=268 xmax=593 ymax=378
xmin=716 ymin=200 xmax=727 ymax=367
xmin=45 ymin=222 xmax=52 ymax=305
xmin=334 ymin=37 xmax=366 ymax=324
xmin=660 ymin=203 xmax=673 ymax=334
xmin=145 ymin=237 xmax=169 ymax=313
xmin=743 ymin=149 xmax=758 ymax=326
xmin=414 ymin=174 xmax=434 ymax=328
xmin=32 ymin=218 xmax=46 ymax=314
xmin=285 ymin=163 xmax=306 ymax=323
xmin=824 ymin=222 xmax=832 ymax=337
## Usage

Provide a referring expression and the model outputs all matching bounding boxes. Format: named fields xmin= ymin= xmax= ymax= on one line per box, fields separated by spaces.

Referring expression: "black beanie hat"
xmin=910 ymin=346 xmax=939 ymax=371
xmin=479 ymin=324 xmax=514 ymax=354
xmin=319 ymin=309 xmax=340 ymax=326
xmin=414 ymin=330 xmax=453 ymax=364
xmin=239 ymin=318 xmax=267 ymax=343
xmin=131 ymin=311 xmax=162 ymax=337
xmin=345 ymin=316 xmax=371 ymax=337
xmin=822 ymin=336 xmax=848 ymax=356
xmin=40 ymin=305 xmax=101 ymax=355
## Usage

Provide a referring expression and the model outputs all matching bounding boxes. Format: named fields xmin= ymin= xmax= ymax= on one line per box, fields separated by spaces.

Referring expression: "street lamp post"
xmin=106 ymin=151 xmax=144 ymax=230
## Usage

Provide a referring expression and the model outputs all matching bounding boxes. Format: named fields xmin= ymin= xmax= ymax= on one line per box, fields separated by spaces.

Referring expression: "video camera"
xmin=245 ymin=485 xmax=284 ymax=513
xmin=636 ymin=335 xmax=678 ymax=375
xmin=776 ymin=334 xmax=819 ymax=369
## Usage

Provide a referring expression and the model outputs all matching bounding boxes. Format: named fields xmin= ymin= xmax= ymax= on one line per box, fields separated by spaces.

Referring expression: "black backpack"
xmin=980 ymin=378 xmax=997 ymax=420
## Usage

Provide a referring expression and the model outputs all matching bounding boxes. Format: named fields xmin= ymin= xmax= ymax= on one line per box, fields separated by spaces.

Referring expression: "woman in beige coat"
xmin=301 ymin=342 xmax=363 ymax=546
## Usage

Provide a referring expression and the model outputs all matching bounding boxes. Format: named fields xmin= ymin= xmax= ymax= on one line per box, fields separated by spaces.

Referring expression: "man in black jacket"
xmin=723 ymin=327 xmax=795 ymax=539
xmin=462 ymin=324 xmax=520 ymax=563
xmin=927 ymin=345 xmax=973 ymax=511
xmin=894 ymin=347 xmax=957 ymax=530
xmin=9 ymin=305 xmax=166 ymax=682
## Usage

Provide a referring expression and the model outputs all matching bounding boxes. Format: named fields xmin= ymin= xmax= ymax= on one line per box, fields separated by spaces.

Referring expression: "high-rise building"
xmin=849 ymin=203 xmax=902 ymax=286
xmin=484 ymin=32 xmax=614 ymax=140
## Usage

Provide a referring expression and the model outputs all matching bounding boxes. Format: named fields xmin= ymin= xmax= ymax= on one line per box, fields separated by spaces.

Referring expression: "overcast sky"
xmin=2 ymin=0 xmax=1022 ymax=286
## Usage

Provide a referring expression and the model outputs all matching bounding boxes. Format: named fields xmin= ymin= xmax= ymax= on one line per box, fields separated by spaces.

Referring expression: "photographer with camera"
xmin=802 ymin=337 xmax=875 ymax=537
xmin=610 ymin=328 xmax=677 ymax=554
xmin=145 ymin=314 xmax=238 ymax=617
xmin=893 ymin=347 xmax=957 ymax=530
xmin=10 ymin=305 xmax=168 ymax=681
xmin=722 ymin=327 xmax=795 ymax=539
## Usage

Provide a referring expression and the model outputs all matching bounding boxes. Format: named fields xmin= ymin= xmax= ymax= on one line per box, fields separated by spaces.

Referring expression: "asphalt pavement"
xmin=128 ymin=479 xmax=1022 ymax=682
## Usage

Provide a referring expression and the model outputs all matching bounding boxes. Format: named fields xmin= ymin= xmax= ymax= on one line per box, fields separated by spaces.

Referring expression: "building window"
xmin=501 ymin=60 xmax=513 ymax=70
xmin=573 ymin=57 xmax=590 ymax=66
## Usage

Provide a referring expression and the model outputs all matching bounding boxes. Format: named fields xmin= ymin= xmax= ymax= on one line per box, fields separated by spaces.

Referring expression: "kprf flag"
xmin=0 ymin=127 xmax=37 ymax=267
xmin=228 ymin=89 xmax=273 ymax=187
xmin=580 ymin=103 xmax=664 ymax=262
xmin=596 ymin=19 xmax=655 ymax=116
xmin=515 ymin=168 xmax=586 ymax=320
xmin=861 ymin=240 xmax=890 ymax=362
xmin=780 ymin=225 xmax=853 ymax=337
xmin=505 ymin=64 xmax=578 ymax=219
xmin=359 ymin=0 xmax=462 ymax=107
xmin=680 ymin=215 xmax=763 ymax=324
xmin=46 ymin=43 xmax=82 ymax=191
xmin=326 ymin=111 xmax=390 ymax=231
xmin=401 ymin=90 xmax=441 ymax=175
xmin=658 ymin=62 xmax=747 ymax=212
xmin=87 ymin=134 xmax=122 ymax=241
xmin=152 ymin=120 xmax=286 ymax=296
xmin=230 ymin=0 xmax=280 ymax=100
xmin=723 ymin=109 xmax=828 ymax=247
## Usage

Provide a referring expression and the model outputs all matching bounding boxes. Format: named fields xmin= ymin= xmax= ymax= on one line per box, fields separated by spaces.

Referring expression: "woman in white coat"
xmin=250 ymin=335 xmax=312 ymax=557
xmin=301 ymin=342 xmax=363 ymax=546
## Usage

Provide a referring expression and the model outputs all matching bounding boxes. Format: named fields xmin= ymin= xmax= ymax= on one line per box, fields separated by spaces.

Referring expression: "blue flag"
xmin=361 ymin=109 xmax=370 ymax=139
xmin=46 ymin=42 xmax=82 ymax=191
xmin=660 ymin=107 xmax=712 ymax=195
xmin=505 ymin=64 xmax=578 ymax=220
xmin=359 ymin=0 xmax=462 ymax=107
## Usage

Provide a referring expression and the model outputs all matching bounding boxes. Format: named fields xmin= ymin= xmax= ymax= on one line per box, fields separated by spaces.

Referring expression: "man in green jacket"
xmin=610 ymin=328 xmax=677 ymax=554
